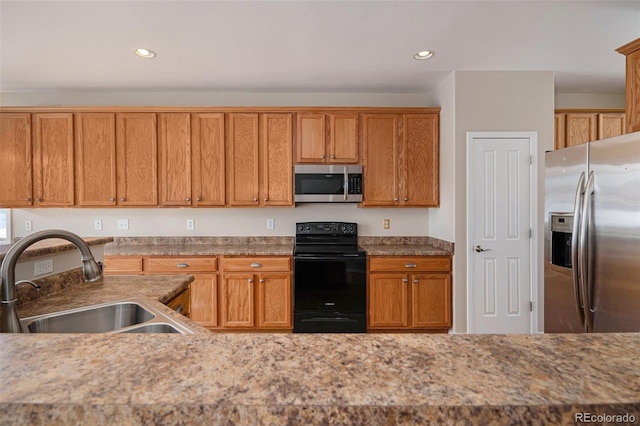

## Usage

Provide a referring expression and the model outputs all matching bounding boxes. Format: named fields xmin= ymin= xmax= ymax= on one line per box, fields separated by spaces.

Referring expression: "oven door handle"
xmin=294 ymin=254 xmax=365 ymax=261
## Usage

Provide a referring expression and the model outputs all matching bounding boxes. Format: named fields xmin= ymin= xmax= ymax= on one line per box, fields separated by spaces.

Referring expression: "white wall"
xmin=453 ymin=71 xmax=555 ymax=333
xmin=555 ymin=92 xmax=625 ymax=109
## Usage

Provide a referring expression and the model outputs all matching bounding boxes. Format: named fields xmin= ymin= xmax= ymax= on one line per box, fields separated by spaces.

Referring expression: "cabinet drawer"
xmin=222 ymin=256 xmax=291 ymax=272
xmin=147 ymin=257 xmax=218 ymax=273
xmin=103 ymin=256 xmax=143 ymax=274
xmin=369 ymin=256 xmax=451 ymax=272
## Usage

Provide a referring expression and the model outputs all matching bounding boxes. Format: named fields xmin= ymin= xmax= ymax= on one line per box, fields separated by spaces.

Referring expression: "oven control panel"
xmin=296 ymin=222 xmax=357 ymax=235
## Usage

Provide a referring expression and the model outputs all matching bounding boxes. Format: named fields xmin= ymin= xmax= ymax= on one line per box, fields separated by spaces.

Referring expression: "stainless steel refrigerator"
xmin=544 ymin=131 xmax=640 ymax=333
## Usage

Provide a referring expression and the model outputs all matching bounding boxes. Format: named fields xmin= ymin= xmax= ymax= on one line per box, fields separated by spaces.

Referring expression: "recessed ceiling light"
xmin=414 ymin=50 xmax=434 ymax=60
xmin=134 ymin=48 xmax=156 ymax=59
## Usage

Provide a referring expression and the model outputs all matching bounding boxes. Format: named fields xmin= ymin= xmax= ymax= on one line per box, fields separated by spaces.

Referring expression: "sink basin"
xmin=118 ymin=323 xmax=182 ymax=334
xmin=20 ymin=298 xmax=194 ymax=334
xmin=23 ymin=302 xmax=154 ymax=333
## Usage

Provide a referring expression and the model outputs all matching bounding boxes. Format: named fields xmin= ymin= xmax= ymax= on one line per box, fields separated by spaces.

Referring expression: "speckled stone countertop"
xmin=0 ymin=237 xmax=114 ymax=262
xmin=104 ymin=236 xmax=454 ymax=257
xmin=1 ymin=333 xmax=638 ymax=425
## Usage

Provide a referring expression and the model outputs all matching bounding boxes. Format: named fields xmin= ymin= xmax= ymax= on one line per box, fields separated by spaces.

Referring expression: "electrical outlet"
xmin=117 ymin=219 xmax=129 ymax=230
xmin=34 ymin=258 xmax=53 ymax=276
xmin=383 ymin=219 xmax=390 ymax=229
xmin=25 ymin=220 xmax=32 ymax=231
xmin=94 ymin=219 xmax=102 ymax=231
xmin=187 ymin=219 xmax=195 ymax=230
xmin=267 ymin=218 xmax=275 ymax=230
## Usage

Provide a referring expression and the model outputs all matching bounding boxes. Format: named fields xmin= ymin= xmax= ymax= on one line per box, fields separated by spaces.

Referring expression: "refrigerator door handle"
xmin=579 ymin=171 xmax=596 ymax=332
xmin=571 ymin=171 xmax=586 ymax=325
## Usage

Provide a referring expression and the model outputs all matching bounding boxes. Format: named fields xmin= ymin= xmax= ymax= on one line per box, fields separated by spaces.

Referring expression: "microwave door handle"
xmin=344 ymin=167 xmax=348 ymax=201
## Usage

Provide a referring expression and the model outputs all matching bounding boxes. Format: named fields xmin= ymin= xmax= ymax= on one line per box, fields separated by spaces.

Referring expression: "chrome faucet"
xmin=0 ymin=229 xmax=103 ymax=333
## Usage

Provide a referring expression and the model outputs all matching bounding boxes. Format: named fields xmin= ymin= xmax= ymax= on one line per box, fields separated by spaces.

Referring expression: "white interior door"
xmin=468 ymin=133 xmax=535 ymax=334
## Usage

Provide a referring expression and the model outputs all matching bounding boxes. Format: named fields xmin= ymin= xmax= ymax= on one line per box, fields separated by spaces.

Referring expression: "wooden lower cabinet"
xmin=188 ymin=273 xmax=217 ymax=327
xmin=368 ymin=256 xmax=452 ymax=332
xmin=220 ymin=256 xmax=292 ymax=330
xmin=166 ymin=287 xmax=191 ymax=317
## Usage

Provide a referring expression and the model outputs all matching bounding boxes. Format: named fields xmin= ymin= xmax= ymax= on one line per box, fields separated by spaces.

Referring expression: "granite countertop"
xmin=1 ymin=332 xmax=638 ymax=424
xmin=0 ymin=237 xmax=114 ymax=262
xmin=104 ymin=236 xmax=455 ymax=257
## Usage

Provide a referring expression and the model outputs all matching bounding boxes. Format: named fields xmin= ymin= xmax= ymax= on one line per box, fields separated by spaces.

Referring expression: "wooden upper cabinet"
xmin=362 ymin=114 xmax=399 ymax=206
xmin=32 ymin=113 xmax=75 ymax=206
xmin=296 ymin=113 xmax=358 ymax=163
xmin=402 ymin=114 xmax=439 ymax=206
xmin=565 ymin=113 xmax=597 ymax=148
xmin=598 ymin=113 xmax=626 ymax=139
xmin=0 ymin=113 xmax=33 ymax=207
xmin=116 ymin=113 xmax=158 ymax=206
xmin=554 ymin=113 xmax=566 ymax=150
xmin=227 ymin=113 xmax=259 ymax=206
xmin=192 ymin=113 xmax=225 ymax=207
xmin=75 ymin=113 xmax=117 ymax=206
xmin=616 ymin=37 xmax=640 ymax=133
xmin=159 ymin=113 xmax=192 ymax=206
xmin=261 ymin=113 xmax=293 ymax=206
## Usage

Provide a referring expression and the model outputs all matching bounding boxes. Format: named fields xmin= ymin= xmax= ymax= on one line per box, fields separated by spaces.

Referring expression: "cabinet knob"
xmin=25 ymin=197 xmax=31 ymax=202
xmin=196 ymin=197 xmax=201 ymax=202
xmin=186 ymin=197 xmax=191 ymax=202
xmin=413 ymin=279 xmax=419 ymax=284
xmin=331 ymin=154 xmax=335 ymax=159
xmin=404 ymin=197 xmax=408 ymax=202
xmin=249 ymin=278 xmax=253 ymax=284
xmin=394 ymin=198 xmax=398 ymax=202
xmin=321 ymin=154 xmax=326 ymax=159
xmin=35 ymin=198 xmax=42 ymax=202
xmin=264 ymin=197 xmax=268 ymax=202
xmin=259 ymin=279 xmax=265 ymax=284
xmin=175 ymin=305 xmax=185 ymax=314
xmin=120 ymin=197 xmax=126 ymax=202
xmin=254 ymin=198 xmax=258 ymax=202
xmin=110 ymin=197 xmax=116 ymax=202
xmin=403 ymin=278 xmax=408 ymax=283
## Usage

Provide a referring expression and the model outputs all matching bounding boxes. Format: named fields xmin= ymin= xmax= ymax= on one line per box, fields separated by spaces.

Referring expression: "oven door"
xmin=293 ymin=253 xmax=366 ymax=313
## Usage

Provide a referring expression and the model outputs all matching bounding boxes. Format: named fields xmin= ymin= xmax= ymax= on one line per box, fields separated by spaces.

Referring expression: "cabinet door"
xmin=362 ymin=114 xmax=399 ymax=206
xmin=402 ymin=114 xmax=439 ymax=206
xmin=296 ymin=113 xmax=326 ymax=163
xmin=625 ymin=48 xmax=640 ymax=133
xmin=598 ymin=113 xmax=626 ymax=139
xmin=554 ymin=113 xmax=566 ymax=150
xmin=256 ymin=273 xmax=292 ymax=329
xmin=192 ymin=113 xmax=225 ymax=206
xmin=190 ymin=273 xmax=218 ymax=328
xmin=368 ymin=273 xmax=409 ymax=328
xmin=220 ymin=273 xmax=255 ymax=327
xmin=565 ymin=113 xmax=597 ymax=147
xmin=116 ymin=113 xmax=158 ymax=206
xmin=33 ymin=113 xmax=74 ymax=206
xmin=227 ymin=113 xmax=259 ymax=206
xmin=75 ymin=113 xmax=117 ymax=206
xmin=261 ymin=113 xmax=293 ymax=206
xmin=0 ymin=113 xmax=32 ymax=207
xmin=328 ymin=113 xmax=359 ymax=163
xmin=412 ymin=273 xmax=452 ymax=329
xmin=159 ymin=113 xmax=192 ymax=206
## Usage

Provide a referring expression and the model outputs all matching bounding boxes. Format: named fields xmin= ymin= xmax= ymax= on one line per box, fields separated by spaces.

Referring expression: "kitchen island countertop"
xmin=1 ymin=331 xmax=638 ymax=424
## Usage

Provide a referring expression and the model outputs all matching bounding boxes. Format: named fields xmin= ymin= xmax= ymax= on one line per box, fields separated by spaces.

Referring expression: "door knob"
xmin=475 ymin=245 xmax=491 ymax=252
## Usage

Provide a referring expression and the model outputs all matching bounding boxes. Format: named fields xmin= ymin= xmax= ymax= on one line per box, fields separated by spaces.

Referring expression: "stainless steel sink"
xmin=20 ymin=298 xmax=193 ymax=334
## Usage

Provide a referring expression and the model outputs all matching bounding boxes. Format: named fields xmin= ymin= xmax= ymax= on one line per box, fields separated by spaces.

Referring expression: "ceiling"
xmin=1 ymin=0 xmax=639 ymax=94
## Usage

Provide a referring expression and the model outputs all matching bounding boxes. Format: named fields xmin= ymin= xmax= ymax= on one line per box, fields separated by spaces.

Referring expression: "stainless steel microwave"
xmin=294 ymin=165 xmax=363 ymax=203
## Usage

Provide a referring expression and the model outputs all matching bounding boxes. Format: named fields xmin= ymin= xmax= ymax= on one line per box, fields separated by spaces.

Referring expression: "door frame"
xmin=466 ymin=131 xmax=539 ymax=334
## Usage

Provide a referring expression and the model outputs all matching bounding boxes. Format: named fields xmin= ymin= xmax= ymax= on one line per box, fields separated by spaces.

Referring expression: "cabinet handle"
xmin=120 ymin=197 xmax=126 ymax=202
xmin=36 ymin=198 xmax=42 ymax=202
xmin=259 ymin=279 xmax=265 ymax=284
xmin=25 ymin=197 xmax=32 ymax=202
xmin=403 ymin=278 xmax=408 ymax=283
xmin=321 ymin=154 xmax=326 ymax=159
xmin=196 ymin=197 xmax=201 ymax=202
xmin=249 ymin=278 xmax=253 ymax=284
xmin=413 ymin=279 xmax=419 ymax=284
xmin=254 ymin=198 xmax=258 ymax=202
xmin=176 ymin=263 xmax=189 ymax=268
xmin=264 ymin=197 xmax=268 ymax=202
xmin=405 ymin=263 xmax=417 ymax=268
xmin=394 ymin=198 xmax=398 ymax=202
xmin=331 ymin=154 xmax=335 ymax=159
xmin=404 ymin=197 xmax=409 ymax=202
xmin=250 ymin=262 xmax=262 ymax=268
xmin=175 ymin=305 xmax=185 ymax=314
xmin=110 ymin=197 xmax=116 ymax=202
xmin=186 ymin=197 xmax=191 ymax=202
